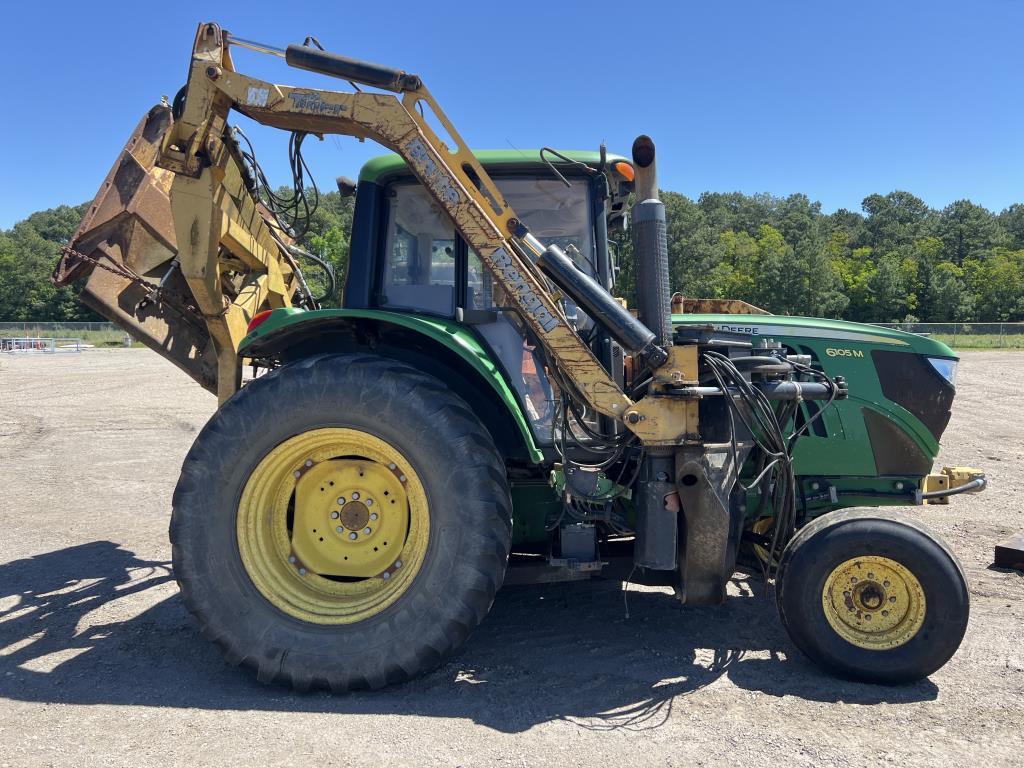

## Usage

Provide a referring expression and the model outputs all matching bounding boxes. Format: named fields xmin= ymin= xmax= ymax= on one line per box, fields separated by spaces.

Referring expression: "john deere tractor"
xmin=54 ymin=22 xmax=986 ymax=690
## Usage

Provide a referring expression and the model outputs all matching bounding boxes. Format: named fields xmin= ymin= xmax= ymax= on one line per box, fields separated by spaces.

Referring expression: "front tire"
xmin=170 ymin=353 xmax=512 ymax=690
xmin=776 ymin=509 xmax=969 ymax=684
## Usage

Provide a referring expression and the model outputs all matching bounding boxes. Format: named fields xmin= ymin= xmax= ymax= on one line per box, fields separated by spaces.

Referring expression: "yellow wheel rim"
xmin=821 ymin=555 xmax=926 ymax=650
xmin=236 ymin=428 xmax=429 ymax=625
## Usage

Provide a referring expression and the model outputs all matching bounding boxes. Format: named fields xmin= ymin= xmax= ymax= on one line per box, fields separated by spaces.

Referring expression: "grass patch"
xmin=930 ymin=333 xmax=1024 ymax=350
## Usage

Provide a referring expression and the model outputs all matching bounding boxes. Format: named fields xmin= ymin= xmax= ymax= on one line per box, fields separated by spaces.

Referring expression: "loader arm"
xmin=60 ymin=21 xmax=637 ymax=412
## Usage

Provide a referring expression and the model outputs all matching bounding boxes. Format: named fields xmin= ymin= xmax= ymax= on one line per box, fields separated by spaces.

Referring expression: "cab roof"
xmin=358 ymin=149 xmax=628 ymax=185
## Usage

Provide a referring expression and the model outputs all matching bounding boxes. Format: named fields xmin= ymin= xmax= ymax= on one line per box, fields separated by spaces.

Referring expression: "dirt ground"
xmin=0 ymin=349 xmax=1021 ymax=767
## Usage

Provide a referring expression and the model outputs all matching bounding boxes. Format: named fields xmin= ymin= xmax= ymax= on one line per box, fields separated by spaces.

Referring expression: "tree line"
xmin=3 ymin=187 xmax=1023 ymax=323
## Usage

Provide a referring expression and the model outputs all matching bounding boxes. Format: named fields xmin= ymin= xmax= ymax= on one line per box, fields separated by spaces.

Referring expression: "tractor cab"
xmin=342 ymin=150 xmax=635 ymax=440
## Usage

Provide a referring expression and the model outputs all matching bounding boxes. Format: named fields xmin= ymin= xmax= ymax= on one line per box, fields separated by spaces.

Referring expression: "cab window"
xmin=381 ymin=183 xmax=456 ymax=315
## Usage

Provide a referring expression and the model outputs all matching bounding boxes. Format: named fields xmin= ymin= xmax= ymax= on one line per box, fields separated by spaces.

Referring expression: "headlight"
xmin=927 ymin=357 xmax=958 ymax=387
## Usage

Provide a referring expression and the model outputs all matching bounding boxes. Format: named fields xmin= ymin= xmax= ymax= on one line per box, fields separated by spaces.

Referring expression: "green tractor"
xmin=55 ymin=23 xmax=985 ymax=692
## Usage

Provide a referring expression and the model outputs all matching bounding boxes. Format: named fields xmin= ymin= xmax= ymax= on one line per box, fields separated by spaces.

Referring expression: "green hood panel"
xmin=671 ymin=314 xmax=955 ymax=357
xmin=240 ymin=308 xmax=543 ymax=463
xmin=673 ymin=313 xmax=952 ymax=474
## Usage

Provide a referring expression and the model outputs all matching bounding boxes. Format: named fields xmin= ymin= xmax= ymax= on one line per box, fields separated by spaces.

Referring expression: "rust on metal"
xmin=671 ymin=295 xmax=771 ymax=315
xmin=339 ymin=501 xmax=370 ymax=531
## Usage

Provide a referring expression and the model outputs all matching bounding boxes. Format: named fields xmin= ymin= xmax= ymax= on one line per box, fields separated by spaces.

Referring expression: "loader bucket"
xmin=53 ymin=103 xmax=298 ymax=398
xmin=53 ymin=103 xmax=219 ymax=392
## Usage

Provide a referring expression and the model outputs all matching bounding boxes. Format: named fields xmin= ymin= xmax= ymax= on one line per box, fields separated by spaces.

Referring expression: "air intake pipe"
xmin=631 ymin=136 xmax=672 ymax=349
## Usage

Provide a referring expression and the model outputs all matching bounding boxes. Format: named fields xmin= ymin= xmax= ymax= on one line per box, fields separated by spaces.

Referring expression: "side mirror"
xmin=335 ymin=176 xmax=357 ymax=197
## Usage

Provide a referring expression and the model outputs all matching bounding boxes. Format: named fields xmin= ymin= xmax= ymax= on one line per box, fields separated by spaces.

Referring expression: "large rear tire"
xmin=776 ymin=509 xmax=969 ymax=684
xmin=170 ymin=353 xmax=512 ymax=691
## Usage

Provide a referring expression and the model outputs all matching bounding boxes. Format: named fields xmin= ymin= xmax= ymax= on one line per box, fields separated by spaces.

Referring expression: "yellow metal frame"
xmin=164 ymin=22 xmax=632 ymax=417
xmin=623 ymin=346 xmax=700 ymax=444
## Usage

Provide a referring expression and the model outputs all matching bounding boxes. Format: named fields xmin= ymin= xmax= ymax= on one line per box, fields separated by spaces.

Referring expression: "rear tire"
xmin=776 ymin=509 xmax=968 ymax=684
xmin=170 ymin=353 xmax=512 ymax=690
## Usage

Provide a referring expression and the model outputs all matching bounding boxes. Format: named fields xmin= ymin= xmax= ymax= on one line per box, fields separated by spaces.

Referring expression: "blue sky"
xmin=1 ymin=1 xmax=1021 ymax=228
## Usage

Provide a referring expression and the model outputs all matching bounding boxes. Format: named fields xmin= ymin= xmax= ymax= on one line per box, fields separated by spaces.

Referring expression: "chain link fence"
xmin=872 ymin=322 xmax=1024 ymax=348
xmin=0 ymin=322 xmax=132 ymax=347
xmin=0 ymin=322 xmax=120 ymax=333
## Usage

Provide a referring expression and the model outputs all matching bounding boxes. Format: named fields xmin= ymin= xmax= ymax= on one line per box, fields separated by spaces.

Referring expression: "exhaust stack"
xmin=631 ymin=136 xmax=672 ymax=349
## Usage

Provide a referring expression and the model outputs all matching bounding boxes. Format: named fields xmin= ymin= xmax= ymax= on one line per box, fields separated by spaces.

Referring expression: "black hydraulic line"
xmin=669 ymin=382 xmax=837 ymax=401
xmin=919 ymin=477 xmax=987 ymax=499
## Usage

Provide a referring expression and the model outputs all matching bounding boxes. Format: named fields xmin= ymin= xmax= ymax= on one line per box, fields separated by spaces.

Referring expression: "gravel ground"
xmin=0 ymin=349 xmax=1021 ymax=767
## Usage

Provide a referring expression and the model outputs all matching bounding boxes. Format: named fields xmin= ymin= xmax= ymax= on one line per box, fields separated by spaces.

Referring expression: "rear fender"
xmin=240 ymin=308 xmax=542 ymax=464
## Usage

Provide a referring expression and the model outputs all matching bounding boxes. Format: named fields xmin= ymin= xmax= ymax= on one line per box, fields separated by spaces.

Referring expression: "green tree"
xmin=936 ymin=200 xmax=1010 ymax=264
xmin=924 ymin=262 xmax=970 ymax=322
xmin=969 ymin=248 xmax=1024 ymax=321
xmin=861 ymin=191 xmax=932 ymax=253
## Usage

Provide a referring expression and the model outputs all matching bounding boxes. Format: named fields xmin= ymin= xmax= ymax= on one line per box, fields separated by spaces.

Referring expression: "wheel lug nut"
xmin=337 ymin=497 xmax=346 ymax=505
xmin=370 ymin=513 xmax=378 ymax=521
xmin=889 ymin=596 xmax=897 ymax=603
xmin=363 ymin=527 xmax=371 ymax=535
xmin=366 ymin=499 xmax=373 ymax=506
xmin=294 ymin=471 xmax=302 ymax=479
xmin=388 ymin=463 xmax=397 ymax=470
xmin=330 ymin=511 xmax=339 ymax=519
xmin=305 ymin=460 xmax=313 ymax=467
xmin=288 ymin=555 xmax=297 ymax=563
xmin=351 ymin=491 xmax=360 ymax=500
xmin=399 ymin=475 xmax=407 ymax=482
xmin=299 ymin=568 xmax=307 ymax=576
xmin=382 ymin=572 xmax=391 ymax=580
xmin=336 ymin=526 xmax=343 ymax=533
xmin=395 ymin=560 xmax=402 ymax=569
xmin=349 ymin=532 xmax=358 ymax=540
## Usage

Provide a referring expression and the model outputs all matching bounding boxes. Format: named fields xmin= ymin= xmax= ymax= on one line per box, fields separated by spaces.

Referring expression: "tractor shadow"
xmin=0 ymin=541 xmax=938 ymax=733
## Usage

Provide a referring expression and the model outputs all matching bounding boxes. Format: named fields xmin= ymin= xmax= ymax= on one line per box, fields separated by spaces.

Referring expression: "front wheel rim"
xmin=236 ymin=427 xmax=430 ymax=625
xmin=821 ymin=555 xmax=927 ymax=650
